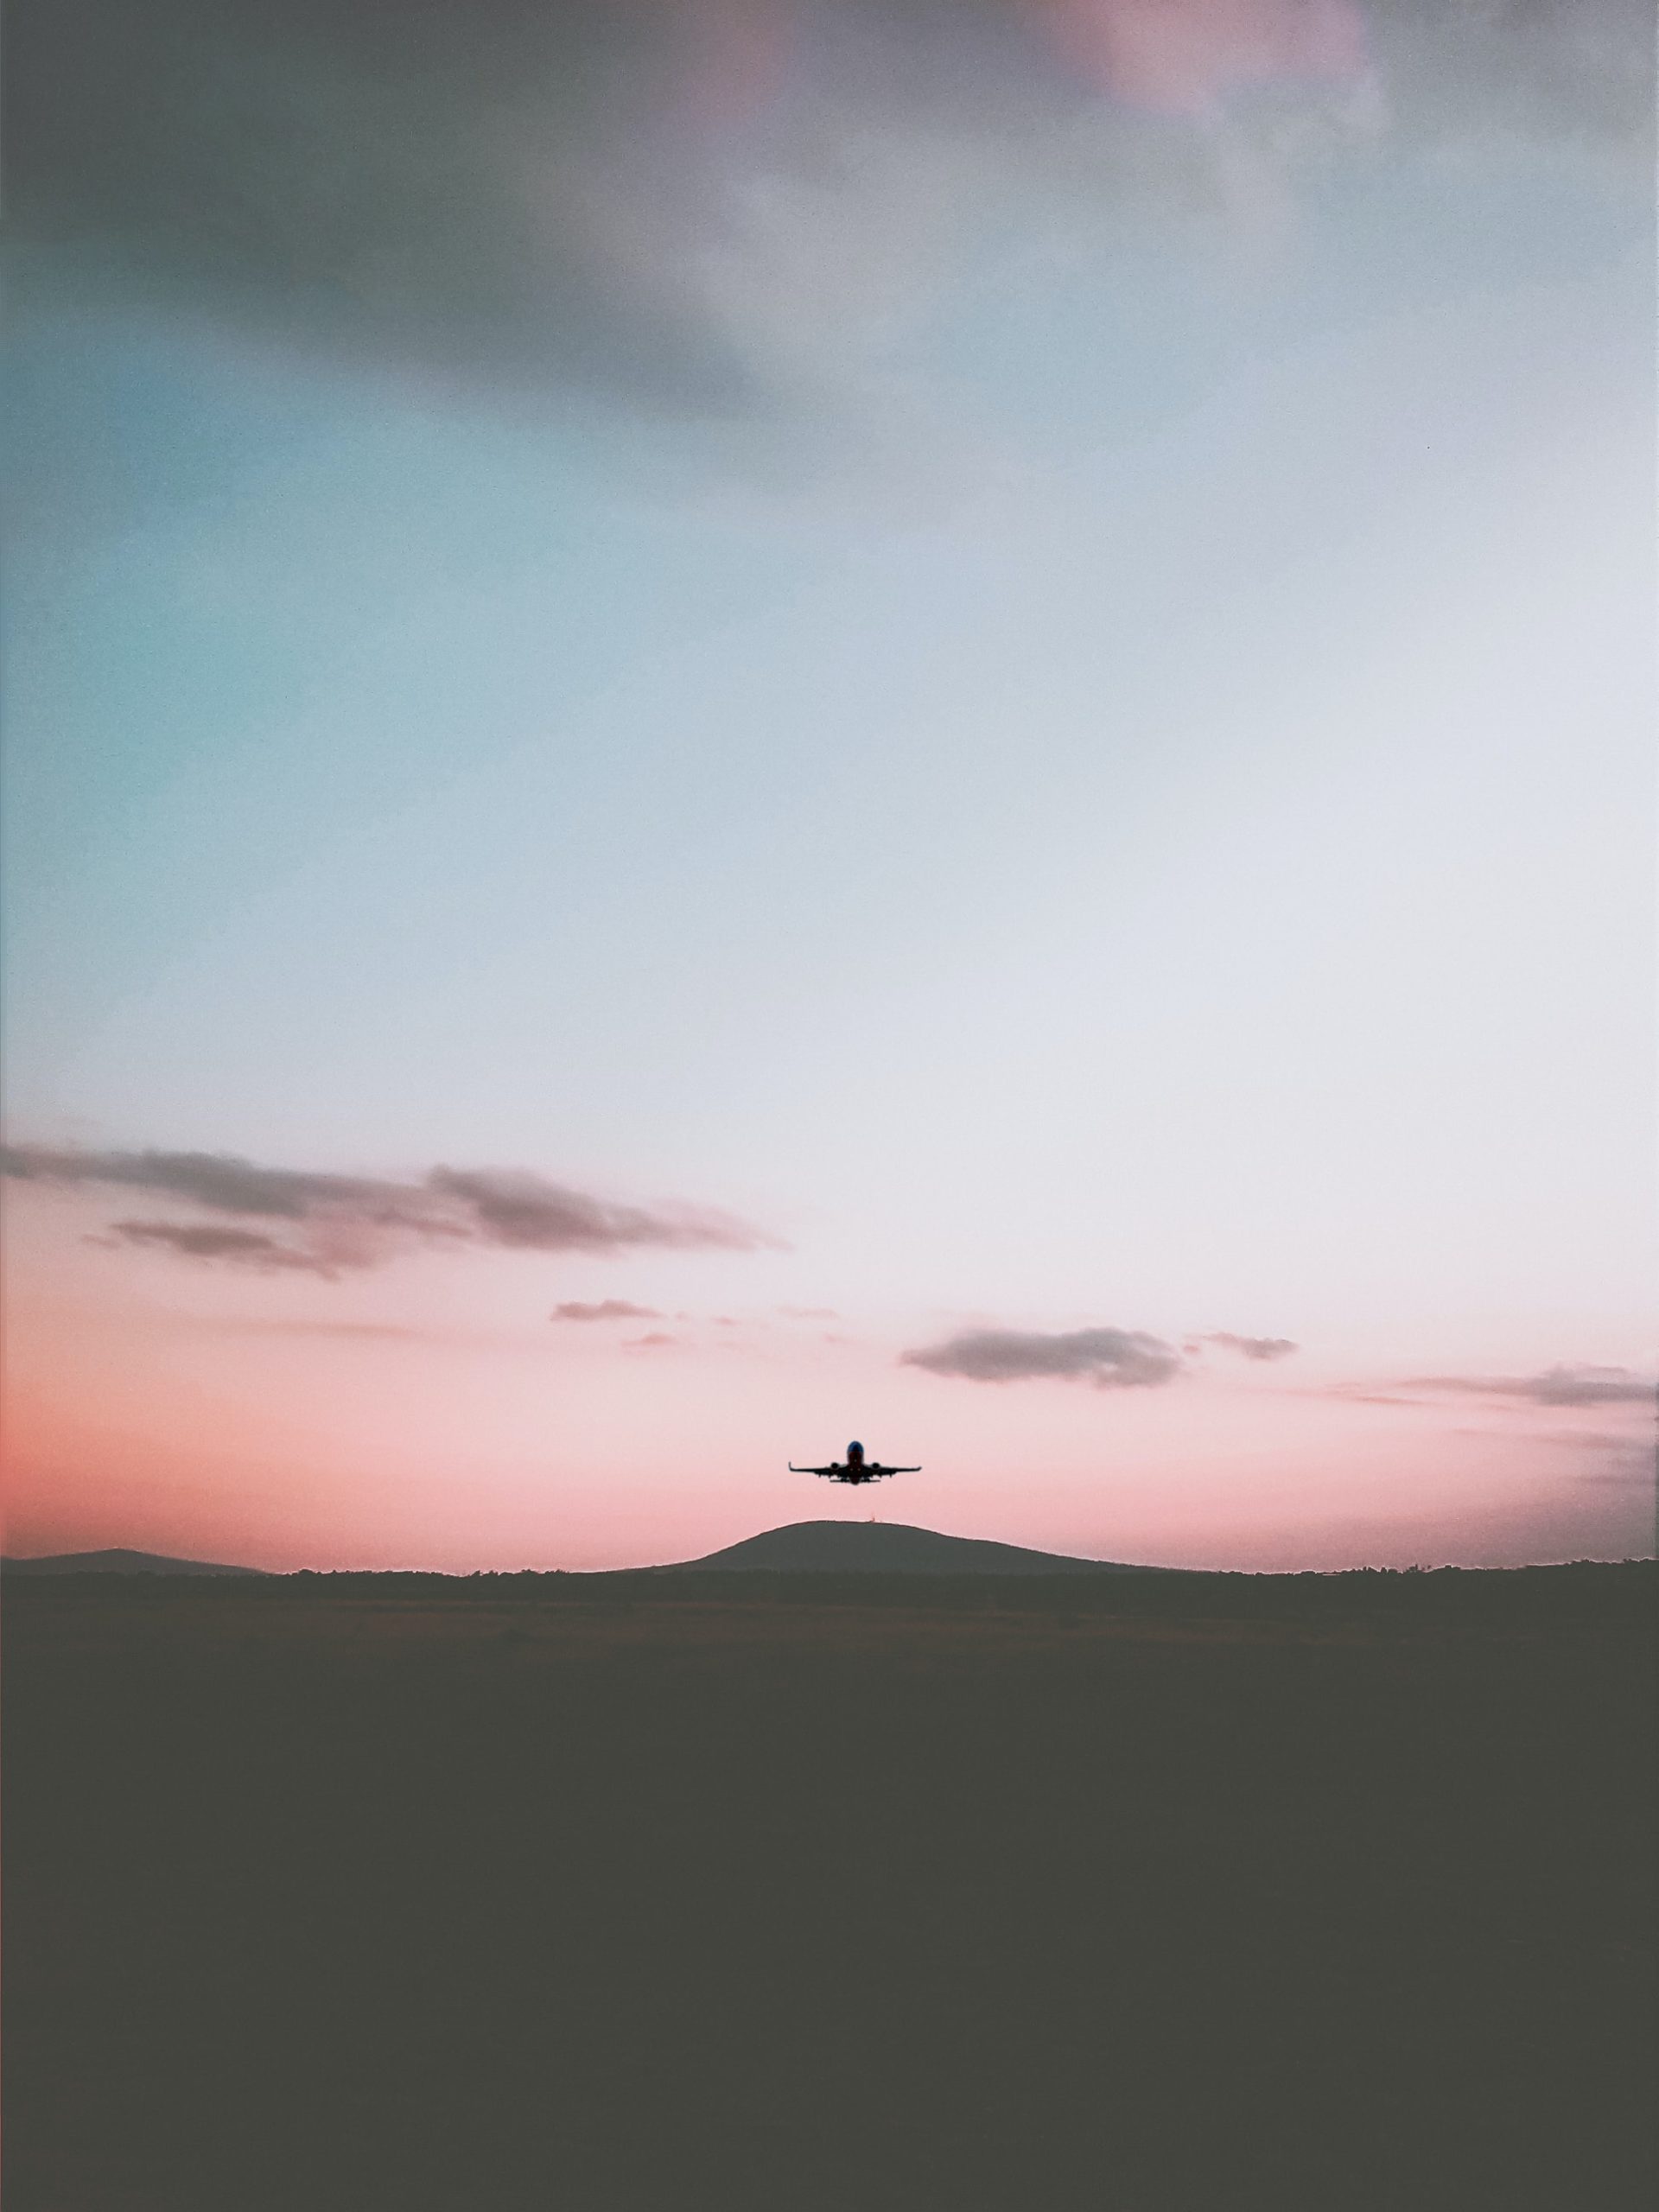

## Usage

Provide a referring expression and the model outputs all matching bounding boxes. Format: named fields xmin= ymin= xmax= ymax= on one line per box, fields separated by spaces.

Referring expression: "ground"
xmin=4 ymin=1565 xmax=1654 ymax=2209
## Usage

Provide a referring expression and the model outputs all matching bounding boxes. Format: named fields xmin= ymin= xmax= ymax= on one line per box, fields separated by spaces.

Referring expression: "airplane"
xmin=788 ymin=1440 xmax=919 ymax=1486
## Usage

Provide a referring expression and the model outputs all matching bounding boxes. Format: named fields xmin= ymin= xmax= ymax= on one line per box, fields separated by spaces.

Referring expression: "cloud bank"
xmin=3 ymin=1142 xmax=772 ymax=1277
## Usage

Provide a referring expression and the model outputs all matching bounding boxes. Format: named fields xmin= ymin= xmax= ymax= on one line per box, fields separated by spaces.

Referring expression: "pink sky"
xmin=4 ymin=1185 xmax=1649 ymax=1572
xmin=673 ymin=0 xmax=1370 ymax=125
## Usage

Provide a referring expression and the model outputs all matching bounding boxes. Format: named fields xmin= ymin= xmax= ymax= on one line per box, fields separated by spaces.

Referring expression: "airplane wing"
xmin=873 ymin=1465 xmax=920 ymax=1475
xmin=789 ymin=1463 xmax=837 ymax=1476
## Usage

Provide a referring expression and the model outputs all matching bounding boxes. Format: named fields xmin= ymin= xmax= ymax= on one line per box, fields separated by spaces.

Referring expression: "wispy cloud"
xmin=4 ymin=1141 xmax=773 ymax=1276
xmin=902 ymin=1325 xmax=1183 ymax=1389
xmin=1344 ymin=1364 xmax=1658 ymax=1410
xmin=98 ymin=1221 xmax=337 ymax=1274
xmin=217 ymin=1319 xmax=459 ymax=1340
xmin=1446 ymin=1365 xmax=1654 ymax=1408
xmin=1560 ymin=1430 xmax=1656 ymax=1488
xmin=551 ymin=1300 xmax=665 ymax=1323
xmin=423 ymin=1166 xmax=761 ymax=1254
xmin=1577 ymin=1459 xmax=1655 ymax=1490
xmin=10 ymin=1145 xmax=391 ymax=1220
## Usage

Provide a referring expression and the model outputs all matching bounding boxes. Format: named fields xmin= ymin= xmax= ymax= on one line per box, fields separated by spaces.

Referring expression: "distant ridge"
xmin=2 ymin=1548 xmax=267 ymax=1578
xmin=664 ymin=1521 xmax=1162 ymax=1575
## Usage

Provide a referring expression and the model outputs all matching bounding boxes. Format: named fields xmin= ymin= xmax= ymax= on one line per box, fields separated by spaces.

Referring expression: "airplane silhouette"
xmin=788 ymin=1440 xmax=919 ymax=1486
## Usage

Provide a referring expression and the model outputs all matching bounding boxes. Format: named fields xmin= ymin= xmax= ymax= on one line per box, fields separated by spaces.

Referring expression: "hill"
xmin=663 ymin=1520 xmax=1159 ymax=1574
xmin=2 ymin=1548 xmax=266 ymax=1578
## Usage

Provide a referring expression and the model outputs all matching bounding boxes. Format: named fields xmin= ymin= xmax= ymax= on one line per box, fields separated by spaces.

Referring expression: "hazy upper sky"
xmin=3 ymin=0 xmax=1654 ymax=1569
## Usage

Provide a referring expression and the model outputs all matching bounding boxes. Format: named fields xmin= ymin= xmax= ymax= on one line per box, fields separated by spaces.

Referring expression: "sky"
xmin=3 ymin=0 xmax=1654 ymax=1571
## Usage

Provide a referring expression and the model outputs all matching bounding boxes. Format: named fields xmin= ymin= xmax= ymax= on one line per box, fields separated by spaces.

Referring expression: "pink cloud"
xmin=1033 ymin=0 xmax=1367 ymax=115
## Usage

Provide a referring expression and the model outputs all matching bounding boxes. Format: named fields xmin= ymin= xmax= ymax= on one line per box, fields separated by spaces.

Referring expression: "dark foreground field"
xmin=5 ymin=1565 xmax=1655 ymax=2211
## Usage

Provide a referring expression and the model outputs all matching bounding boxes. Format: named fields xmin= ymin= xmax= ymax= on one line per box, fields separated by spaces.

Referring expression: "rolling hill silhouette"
xmin=2 ymin=1548 xmax=266 ymax=1578
xmin=665 ymin=1521 xmax=1160 ymax=1574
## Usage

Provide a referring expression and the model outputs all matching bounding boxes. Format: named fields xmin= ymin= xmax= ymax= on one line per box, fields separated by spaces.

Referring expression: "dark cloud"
xmin=902 ymin=1325 xmax=1183 ymax=1389
xmin=8 ymin=0 xmax=1644 ymax=432
xmin=551 ymin=1300 xmax=665 ymax=1324
xmin=100 ymin=1220 xmax=338 ymax=1274
xmin=6 ymin=0 xmax=763 ymax=416
xmin=5 ymin=1141 xmax=391 ymax=1219
xmin=1197 ymin=1332 xmax=1299 ymax=1362
xmin=905 ymin=1321 xmax=1303 ymax=1387
xmin=626 ymin=1332 xmax=682 ymax=1351
xmin=425 ymin=1166 xmax=761 ymax=1254
xmin=4 ymin=1141 xmax=772 ymax=1275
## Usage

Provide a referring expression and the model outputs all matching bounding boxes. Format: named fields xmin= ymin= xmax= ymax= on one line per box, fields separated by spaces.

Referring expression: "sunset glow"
xmin=4 ymin=0 xmax=1652 ymax=1571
